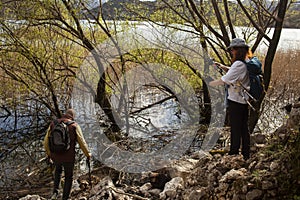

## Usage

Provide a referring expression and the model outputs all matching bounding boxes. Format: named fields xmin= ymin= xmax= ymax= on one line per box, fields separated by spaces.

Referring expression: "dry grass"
xmin=257 ymin=49 xmax=300 ymax=133
xmin=267 ymin=49 xmax=300 ymax=102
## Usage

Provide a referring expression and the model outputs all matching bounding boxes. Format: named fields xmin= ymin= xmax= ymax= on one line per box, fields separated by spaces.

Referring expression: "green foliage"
xmin=0 ymin=21 xmax=80 ymax=93
xmin=0 ymin=0 xmax=112 ymax=112
xmin=122 ymin=48 xmax=203 ymax=89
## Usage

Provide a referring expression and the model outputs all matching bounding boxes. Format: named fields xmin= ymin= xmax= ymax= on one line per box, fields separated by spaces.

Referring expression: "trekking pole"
xmin=238 ymin=81 xmax=257 ymax=103
xmin=86 ymin=158 xmax=92 ymax=186
xmin=237 ymin=82 xmax=257 ymax=111
xmin=241 ymin=92 xmax=256 ymax=111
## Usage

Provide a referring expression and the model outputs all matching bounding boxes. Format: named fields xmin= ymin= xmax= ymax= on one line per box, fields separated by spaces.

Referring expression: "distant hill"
xmin=87 ymin=0 xmax=156 ymax=20
xmin=87 ymin=0 xmax=300 ymax=28
xmin=285 ymin=2 xmax=300 ymax=28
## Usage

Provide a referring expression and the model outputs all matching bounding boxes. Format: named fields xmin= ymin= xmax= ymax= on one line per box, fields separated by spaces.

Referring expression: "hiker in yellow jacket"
xmin=44 ymin=109 xmax=91 ymax=200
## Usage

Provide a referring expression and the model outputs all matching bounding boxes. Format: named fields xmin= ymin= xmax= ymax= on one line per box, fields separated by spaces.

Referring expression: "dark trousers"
xmin=228 ymin=100 xmax=250 ymax=159
xmin=53 ymin=162 xmax=75 ymax=200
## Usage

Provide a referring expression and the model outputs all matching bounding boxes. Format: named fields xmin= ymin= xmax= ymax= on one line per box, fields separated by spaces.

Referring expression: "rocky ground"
xmin=8 ymin=103 xmax=300 ymax=200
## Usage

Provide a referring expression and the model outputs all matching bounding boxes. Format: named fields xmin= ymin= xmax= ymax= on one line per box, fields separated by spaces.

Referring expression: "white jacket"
xmin=221 ymin=60 xmax=250 ymax=104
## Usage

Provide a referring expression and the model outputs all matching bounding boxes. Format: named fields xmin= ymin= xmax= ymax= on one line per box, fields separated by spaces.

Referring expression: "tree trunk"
xmin=94 ymin=68 xmax=122 ymax=132
xmin=248 ymin=0 xmax=288 ymax=133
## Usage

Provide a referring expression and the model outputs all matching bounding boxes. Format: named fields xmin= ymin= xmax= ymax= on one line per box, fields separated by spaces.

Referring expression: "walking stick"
xmin=86 ymin=158 xmax=92 ymax=186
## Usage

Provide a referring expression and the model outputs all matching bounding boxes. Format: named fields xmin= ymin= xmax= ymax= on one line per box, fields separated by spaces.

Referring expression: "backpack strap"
xmin=65 ymin=121 xmax=76 ymax=137
xmin=50 ymin=119 xmax=59 ymax=132
xmin=65 ymin=120 xmax=75 ymax=126
xmin=53 ymin=119 xmax=59 ymax=125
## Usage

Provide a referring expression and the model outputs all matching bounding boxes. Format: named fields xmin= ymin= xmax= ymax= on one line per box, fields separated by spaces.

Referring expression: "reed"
xmin=266 ymin=49 xmax=300 ymax=102
xmin=258 ymin=49 xmax=300 ymax=133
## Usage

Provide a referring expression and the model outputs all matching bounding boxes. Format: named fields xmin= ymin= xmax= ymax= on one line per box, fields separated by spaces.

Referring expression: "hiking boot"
xmin=50 ymin=192 xmax=58 ymax=200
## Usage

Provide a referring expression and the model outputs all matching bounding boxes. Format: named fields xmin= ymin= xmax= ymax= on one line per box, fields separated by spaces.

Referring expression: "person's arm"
xmin=214 ymin=62 xmax=230 ymax=72
xmin=220 ymin=65 xmax=230 ymax=72
xmin=209 ymin=79 xmax=224 ymax=87
xmin=209 ymin=62 xmax=241 ymax=87
xmin=43 ymin=126 xmax=51 ymax=157
xmin=76 ymin=125 xmax=92 ymax=158
xmin=221 ymin=61 xmax=244 ymax=85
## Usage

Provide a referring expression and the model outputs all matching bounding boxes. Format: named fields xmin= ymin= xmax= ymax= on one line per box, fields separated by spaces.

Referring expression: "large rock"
xmin=187 ymin=188 xmax=209 ymax=200
xmin=139 ymin=182 xmax=152 ymax=196
xmin=220 ymin=168 xmax=247 ymax=183
xmin=251 ymin=133 xmax=267 ymax=144
xmin=19 ymin=195 xmax=46 ymax=200
xmin=159 ymin=177 xmax=184 ymax=200
xmin=219 ymin=155 xmax=246 ymax=171
xmin=246 ymin=189 xmax=263 ymax=200
xmin=287 ymin=102 xmax=300 ymax=130
xmin=168 ymin=158 xmax=199 ymax=181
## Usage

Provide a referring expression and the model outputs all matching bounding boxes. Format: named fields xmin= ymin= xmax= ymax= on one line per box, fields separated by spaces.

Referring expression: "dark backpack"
xmin=245 ymin=57 xmax=265 ymax=101
xmin=49 ymin=120 xmax=75 ymax=153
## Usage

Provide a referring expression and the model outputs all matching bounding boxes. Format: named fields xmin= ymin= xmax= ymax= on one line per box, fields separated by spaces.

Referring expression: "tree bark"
xmin=248 ymin=0 xmax=288 ymax=133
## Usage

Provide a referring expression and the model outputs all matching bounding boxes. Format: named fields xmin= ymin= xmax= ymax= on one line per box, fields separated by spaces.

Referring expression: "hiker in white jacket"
xmin=209 ymin=38 xmax=251 ymax=160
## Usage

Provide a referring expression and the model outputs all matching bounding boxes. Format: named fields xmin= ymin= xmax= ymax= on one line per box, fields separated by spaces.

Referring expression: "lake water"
xmin=1 ymin=22 xmax=299 ymax=153
xmin=103 ymin=20 xmax=300 ymax=51
xmin=68 ymin=23 xmax=300 ymax=163
xmin=258 ymin=28 xmax=300 ymax=51
xmin=1 ymin=22 xmax=298 ymax=141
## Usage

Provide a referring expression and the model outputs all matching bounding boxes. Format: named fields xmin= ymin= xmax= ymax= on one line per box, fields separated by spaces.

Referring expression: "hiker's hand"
xmin=46 ymin=157 xmax=53 ymax=165
xmin=214 ymin=61 xmax=221 ymax=67
xmin=219 ymin=64 xmax=230 ymax=72
xmin=87 ymin=153 xmax=92 ymax=160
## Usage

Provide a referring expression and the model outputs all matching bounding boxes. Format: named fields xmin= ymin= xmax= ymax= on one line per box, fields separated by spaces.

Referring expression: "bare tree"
xmin=0 ymin=0 xmax=291 ymax=136
xmin=0 ymin=12 xmax=78 ymax=161
xmin=11 ymin=0 xmax=126 ymax=131
xmin=122 ymin=0 xmax=290 ymax=132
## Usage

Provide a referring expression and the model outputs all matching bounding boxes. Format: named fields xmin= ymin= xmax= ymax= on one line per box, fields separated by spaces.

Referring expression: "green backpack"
xmin=245 ymin=56 xmax=264 ymax=101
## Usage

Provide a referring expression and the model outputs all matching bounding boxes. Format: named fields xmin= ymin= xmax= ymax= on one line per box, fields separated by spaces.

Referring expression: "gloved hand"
xmin=46 ymin=156 xmax=53 ymax=165
xmin=87 ymin=152 xmax=92 ymax=160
